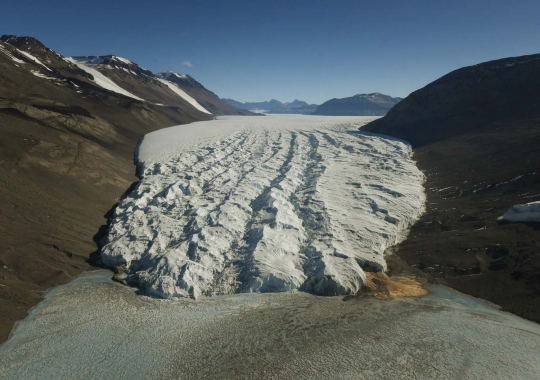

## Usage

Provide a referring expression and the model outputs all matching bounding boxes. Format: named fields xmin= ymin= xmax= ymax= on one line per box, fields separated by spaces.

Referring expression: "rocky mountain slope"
xmin=0 ymin=35 xmax=249 ymax=342
xmin=363 ymin=53 xmax=540 ymax=322
xmin=314 ymin=93 xmax=402 ymax=116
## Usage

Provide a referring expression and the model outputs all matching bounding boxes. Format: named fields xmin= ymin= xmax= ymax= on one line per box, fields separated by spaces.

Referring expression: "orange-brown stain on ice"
xmin=358 ymin=272 xmax=428 ymax=298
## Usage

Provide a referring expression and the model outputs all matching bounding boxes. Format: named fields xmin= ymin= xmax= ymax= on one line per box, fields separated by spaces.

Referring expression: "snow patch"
xmin=500 ymin=201 xmax=540 ymax=222
xmin=16 ymin=49 xmax=52 ymax=71
xmin=156 ymin=77 xmax=211 ymax=114
xmin=113 ymin=55 xmax=132 ymax=64
xmin=0 ymin=44 xmax=25 ymax=64
xmin=495 ymin=174 xmax=526 ymax=187
xmin=66 ymin=57 xmax=145 ymax=101
xmin=30 ymin=70 xmax=57 ymax=80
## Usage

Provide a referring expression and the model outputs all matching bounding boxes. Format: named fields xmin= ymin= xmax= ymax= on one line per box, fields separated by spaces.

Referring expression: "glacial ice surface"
xmin=101 ymin=115 xmax=425 ymax=298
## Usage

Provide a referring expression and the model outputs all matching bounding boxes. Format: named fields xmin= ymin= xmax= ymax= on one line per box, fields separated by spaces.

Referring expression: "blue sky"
xmin=2 ymin=0 xmax=540 ymax=104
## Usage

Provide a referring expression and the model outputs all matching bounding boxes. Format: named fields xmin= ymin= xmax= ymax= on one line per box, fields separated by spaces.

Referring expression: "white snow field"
xmin=66 ymin=57 xmax=146 ymax=101
xmin=101 ymin=115 xmax=426 ymax=298
xmin=1 ymin=270 xmax=540 ymax=379
xmin=158 ymin=73 xmax=212 ymax=115
xmin=155 ymin=77 xmax=211 ymax=114
xmin=500 ymin=201 xmax=540 ymax=222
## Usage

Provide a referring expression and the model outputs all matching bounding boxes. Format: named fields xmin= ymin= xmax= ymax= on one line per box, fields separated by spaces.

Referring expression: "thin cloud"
xmin=182 ymin=60 xmax=193 ymax=67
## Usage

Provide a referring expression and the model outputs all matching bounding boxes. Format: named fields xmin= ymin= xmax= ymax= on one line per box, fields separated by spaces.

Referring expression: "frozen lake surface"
xmin=102 ymin=115 xmax=425 ymax=298
xmin=1 ymin=270 xmax=539 ymax=379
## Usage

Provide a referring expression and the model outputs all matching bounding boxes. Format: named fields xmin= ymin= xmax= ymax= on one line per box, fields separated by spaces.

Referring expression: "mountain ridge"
xmin=363 ymin=53 xmax=540 ymax=146
xmin=159 ymin=72 xmax=247 ymax=115
xmin=314 ymin=93 xmax=402 ymax=116
xmin=222 ymin=98 xmax=290 ymax=112
xmin=224 ymin=93 xmax=402 ymax=116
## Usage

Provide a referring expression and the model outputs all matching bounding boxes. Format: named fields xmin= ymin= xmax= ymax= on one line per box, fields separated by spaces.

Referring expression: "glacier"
xmin=101 ymin=115 xmax=426 ymax=298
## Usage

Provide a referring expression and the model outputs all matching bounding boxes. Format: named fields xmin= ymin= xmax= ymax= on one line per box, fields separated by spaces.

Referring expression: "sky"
xmin=2 ymin=0 xmax=540 ymax=104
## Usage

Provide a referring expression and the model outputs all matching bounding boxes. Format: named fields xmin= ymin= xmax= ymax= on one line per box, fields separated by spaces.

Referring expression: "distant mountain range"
xmin=222 ymin=98 xmax=318 ymax=114
xmin=223 ymin=93 xmax=402 ymax=116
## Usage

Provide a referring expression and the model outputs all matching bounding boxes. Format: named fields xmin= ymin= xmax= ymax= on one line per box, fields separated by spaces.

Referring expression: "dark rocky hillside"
xmin=0 ymin=35 xmax=248 ymax=342
xmin=314 ymin=93 xmax=402 ymax=116
xmin=363 ymin=53 xmax=540 ymax=322
xmin=363 ymin=54 xmax=540 ymax=146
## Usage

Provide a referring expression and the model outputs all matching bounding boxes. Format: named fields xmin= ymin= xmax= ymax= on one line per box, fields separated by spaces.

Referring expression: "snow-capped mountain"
xmin=158 ymin=72 xmax=248 ymax=115
xmin=66 ymin=55 xmax=251 ymax=115
xmin=313 ymin=93 xmax=402 ymax=116
xmin=1 ymin=35 xmax=252 ymax=117
xmin=0 ymin=34 xmax=252 ymax=341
